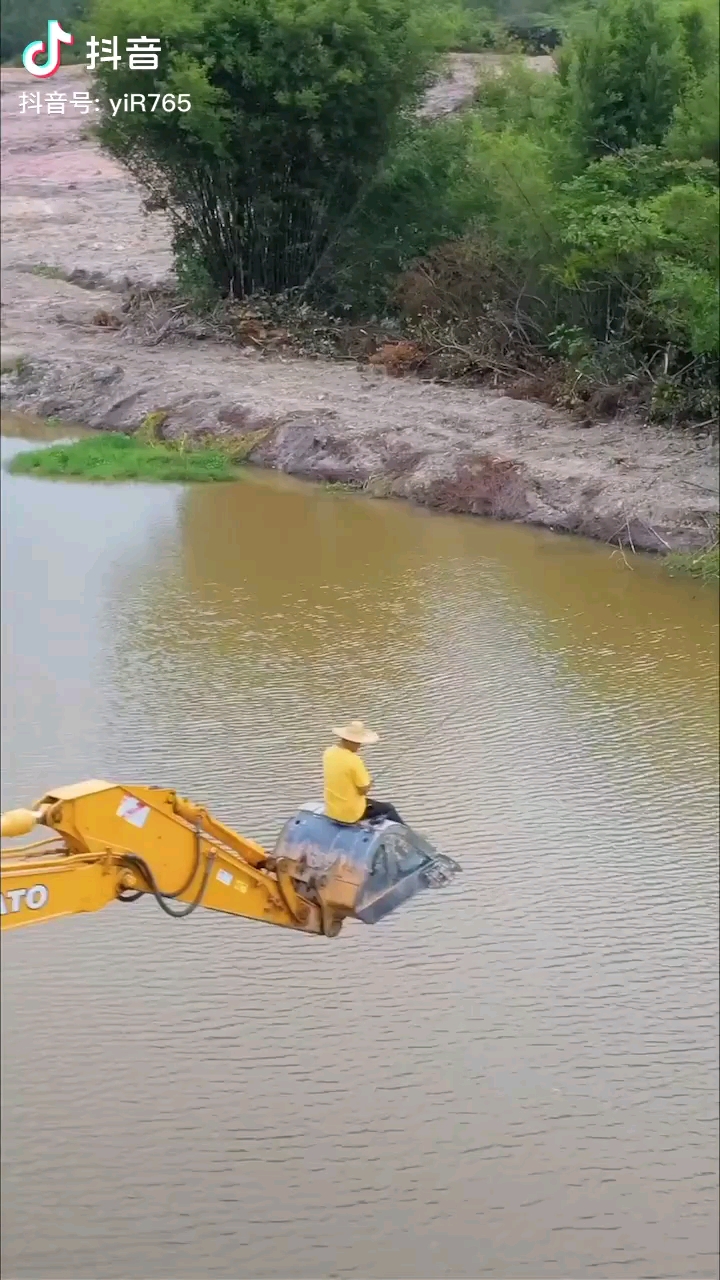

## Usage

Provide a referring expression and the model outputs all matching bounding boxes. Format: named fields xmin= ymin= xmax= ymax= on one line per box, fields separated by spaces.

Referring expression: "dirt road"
xmin=1 ymin=63 xmax=717 ymax=551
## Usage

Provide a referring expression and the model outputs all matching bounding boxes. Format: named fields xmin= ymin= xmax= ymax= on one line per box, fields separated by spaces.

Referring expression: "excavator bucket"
xmin=272 ymin=805 xmax=461 ymax=926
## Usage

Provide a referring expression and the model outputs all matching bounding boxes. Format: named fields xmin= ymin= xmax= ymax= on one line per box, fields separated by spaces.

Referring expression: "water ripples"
xmin=2 ymin=434 xmax=718 ymax=1279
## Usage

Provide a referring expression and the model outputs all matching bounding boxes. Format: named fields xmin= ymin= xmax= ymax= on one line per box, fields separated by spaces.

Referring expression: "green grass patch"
xmin=30 ymin=264 xmax=66 ymax=280
xmin=7 ymin=432 xmax=241 ymax=483
xmin=1 ymin=355 xmax=29 ymax=376
xmin=666 ymin=544 xmax=719 ymax=583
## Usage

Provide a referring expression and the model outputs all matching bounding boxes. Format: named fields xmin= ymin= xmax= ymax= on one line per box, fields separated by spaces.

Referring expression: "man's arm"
xmin=354 ymin=757 xmax=372 ymax=796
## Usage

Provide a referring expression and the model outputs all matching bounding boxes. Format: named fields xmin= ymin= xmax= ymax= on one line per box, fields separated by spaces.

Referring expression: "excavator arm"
xmin=1 ymin=780 xmax=460 ymax=938
xmin=1 ymin=780 xmax=334 ymax=936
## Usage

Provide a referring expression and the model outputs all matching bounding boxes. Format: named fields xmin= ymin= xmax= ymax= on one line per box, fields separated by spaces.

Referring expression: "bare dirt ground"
xmin=417 ymin=50 xmax=555 ymax=118
xmin=1 ymin=62 xmax=718 ymax=551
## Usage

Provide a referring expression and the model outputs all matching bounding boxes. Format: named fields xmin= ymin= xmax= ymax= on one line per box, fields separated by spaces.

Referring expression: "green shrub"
xmin=560 ymin=0 xmax=693 ymax=159
xmin=433 ymin=2 xmax=503 ymax=50
xmin=310 ymin=115 xmax=475 ymax=312
xmin=473 ymin=58 xmax=564 ymax=135
xmin=677 ymin=0 xmax=718 ymax=76
xmin=648 ymin=183 xmax=719 ymax=354
xmin=174 ymin=248 xmax=219 ymax=312
xmin=552 ymin=150 xmax=719 ymax=354
xmin=87 ymin=0 xmax=440 ymax=299
xmin=463 ymin=121 xmax=561 ymax=257
xmin=666 ymin=543 xmax=719 ymax=581
xmin=316 ymin=104 xmax=565 ymax=314
xmin=666 ymin=64 xmax=720 ymax=162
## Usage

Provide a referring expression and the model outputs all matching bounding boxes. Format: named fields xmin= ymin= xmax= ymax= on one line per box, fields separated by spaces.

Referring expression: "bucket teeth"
xmin=422 ymin=855 xmax=461 ymax=888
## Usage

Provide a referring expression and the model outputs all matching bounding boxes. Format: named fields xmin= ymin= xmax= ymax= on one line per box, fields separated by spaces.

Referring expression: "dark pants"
xmin=363 ymin=798 xmax=404 ymax=826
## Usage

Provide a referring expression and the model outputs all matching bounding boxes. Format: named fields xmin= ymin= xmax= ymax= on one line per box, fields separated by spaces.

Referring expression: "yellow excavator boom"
xmin=0 ymin=780 xmax=331 ymax=936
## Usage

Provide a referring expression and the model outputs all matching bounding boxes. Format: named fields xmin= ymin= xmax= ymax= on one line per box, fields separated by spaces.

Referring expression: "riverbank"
xmin=1 ymin=65 xmax=718 ymax=553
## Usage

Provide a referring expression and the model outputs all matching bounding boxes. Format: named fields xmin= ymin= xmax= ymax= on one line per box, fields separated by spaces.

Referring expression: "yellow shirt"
xmin=323 ymin=745 xmax=371 ymax=823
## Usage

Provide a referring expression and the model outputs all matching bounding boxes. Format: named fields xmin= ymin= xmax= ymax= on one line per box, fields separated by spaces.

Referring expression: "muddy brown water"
xmin=1 ymin=415 xmax=718 ymax=1280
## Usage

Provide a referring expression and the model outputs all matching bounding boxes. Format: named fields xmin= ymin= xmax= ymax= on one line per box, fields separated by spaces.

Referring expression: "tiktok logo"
xmin=22 ymin=19 xmax=74 ymax=79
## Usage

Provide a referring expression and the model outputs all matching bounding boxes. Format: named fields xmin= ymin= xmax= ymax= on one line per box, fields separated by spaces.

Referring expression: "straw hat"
xmin=332 ymin=719 xmax=379 ymax=746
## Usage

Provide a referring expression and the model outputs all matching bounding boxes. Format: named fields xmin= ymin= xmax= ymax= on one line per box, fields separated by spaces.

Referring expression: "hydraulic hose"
xmin=117 ymin=843 xmax=215 ymax=918
xmin=117 ymin=825 xmax=205 ymax=907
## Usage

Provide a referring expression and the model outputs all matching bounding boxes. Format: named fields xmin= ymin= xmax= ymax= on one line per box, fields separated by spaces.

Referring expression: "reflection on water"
xmin=2 ymin=419 xmax=718 ymax=1280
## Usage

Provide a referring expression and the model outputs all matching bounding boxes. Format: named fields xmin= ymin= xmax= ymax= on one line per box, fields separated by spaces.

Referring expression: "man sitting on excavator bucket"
xmin=323 ymin=720 xmax=404 ymax=827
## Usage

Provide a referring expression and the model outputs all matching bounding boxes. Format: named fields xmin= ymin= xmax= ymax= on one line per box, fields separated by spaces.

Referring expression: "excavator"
xmin=0 ymin=780 xmax=460 ymax=937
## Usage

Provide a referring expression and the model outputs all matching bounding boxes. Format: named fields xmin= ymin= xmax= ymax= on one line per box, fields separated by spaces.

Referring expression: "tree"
xmin=88 ymin=0 xmax=438 ymax=298
xmin=1 ymin=0 xmax=85 ymax=63
xmin=677 ymin=0 xmax=717 ymax=77
xmin=561 ymin=0 xmax=691 ymax=159
xmin=666 ymin=64 xmax=720 ymax=163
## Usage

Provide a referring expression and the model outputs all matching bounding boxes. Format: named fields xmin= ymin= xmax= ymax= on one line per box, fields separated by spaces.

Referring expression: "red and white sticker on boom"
xmin=116 ymin=796 xmax=151 ymax=828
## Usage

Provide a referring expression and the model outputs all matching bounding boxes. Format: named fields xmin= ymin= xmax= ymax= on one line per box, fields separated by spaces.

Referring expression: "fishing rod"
xmin=366 ymin=685 xmax=463 ymax=796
